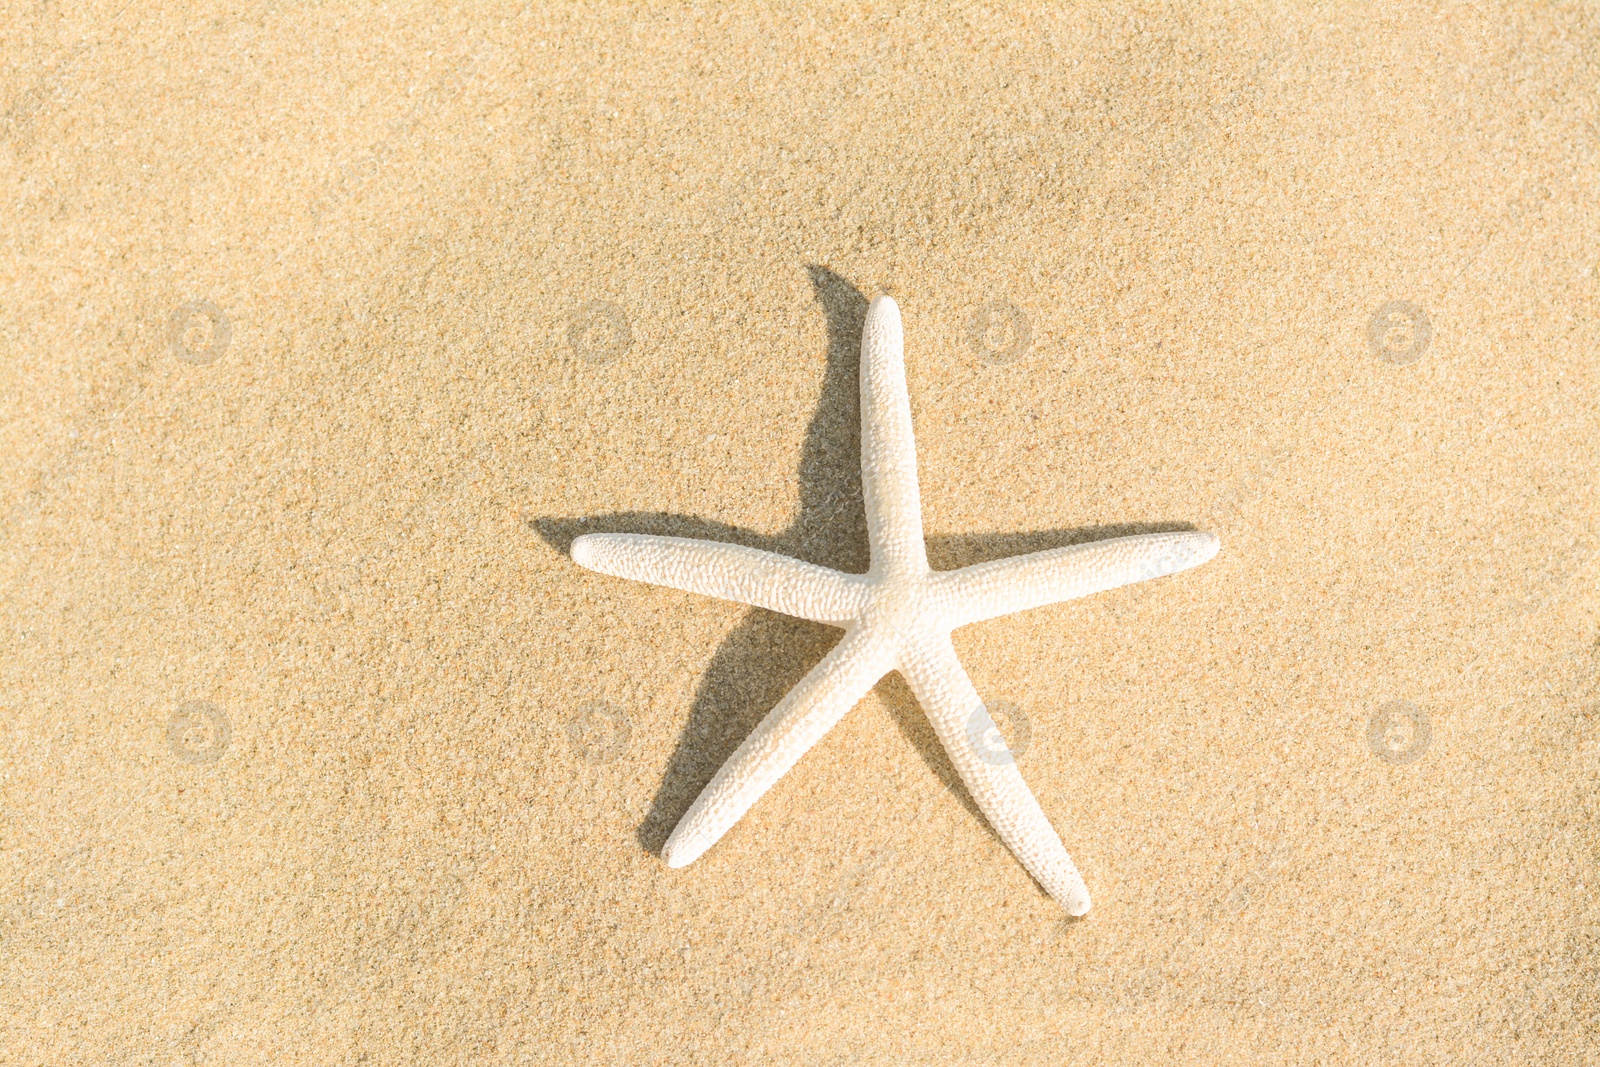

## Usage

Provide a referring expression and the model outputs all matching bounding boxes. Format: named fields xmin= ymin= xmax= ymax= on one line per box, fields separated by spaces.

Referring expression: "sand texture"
xmin=2 ymin=3 xmax=1597 ymax=1064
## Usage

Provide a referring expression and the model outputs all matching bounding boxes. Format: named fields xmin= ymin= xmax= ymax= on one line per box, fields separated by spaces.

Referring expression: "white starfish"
xmin=572 ymin=295 xmax=1218 ymax=915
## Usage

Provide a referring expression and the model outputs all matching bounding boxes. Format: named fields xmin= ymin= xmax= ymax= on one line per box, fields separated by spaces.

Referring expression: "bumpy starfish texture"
xmin=572 ymin=295 xmax=1218 ymax=915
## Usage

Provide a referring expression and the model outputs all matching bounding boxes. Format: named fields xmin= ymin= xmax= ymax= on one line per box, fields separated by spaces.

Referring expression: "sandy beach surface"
xmin=2 ymin=3 xmax=1596 ymax=1063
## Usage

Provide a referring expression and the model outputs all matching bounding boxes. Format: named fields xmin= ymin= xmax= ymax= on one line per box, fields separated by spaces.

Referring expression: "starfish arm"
xmin=662 ymin=627 xmax=895 ymax=868
xmin=572 ymin=533 xmax=870 ymax=624
xmin=932 ymin=530 xmax=1221 ymax=628
xmin=898 ymin=634 xmax=1091 ymax=915
xmin=859 ymin=295 xmax=929 ymax=576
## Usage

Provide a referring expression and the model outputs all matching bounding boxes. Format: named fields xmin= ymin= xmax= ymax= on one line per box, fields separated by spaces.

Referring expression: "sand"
xmin=2 ymin=2 xmax=1597 ymax=1064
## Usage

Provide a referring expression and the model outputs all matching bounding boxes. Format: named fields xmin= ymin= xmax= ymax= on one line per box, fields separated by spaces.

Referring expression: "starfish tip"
xmin=660 ymin=839 xmax=699 ymax=869
xmin=570 ymin=533 xmax=599 ymax=568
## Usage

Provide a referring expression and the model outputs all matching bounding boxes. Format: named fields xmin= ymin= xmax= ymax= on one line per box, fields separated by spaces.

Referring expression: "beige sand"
xmin=2 ymin=3 xmax=1596 ymax=1063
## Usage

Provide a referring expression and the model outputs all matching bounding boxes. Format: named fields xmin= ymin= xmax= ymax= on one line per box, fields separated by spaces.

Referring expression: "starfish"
xmin=571 ymin=295 xmax=1219 ymax=915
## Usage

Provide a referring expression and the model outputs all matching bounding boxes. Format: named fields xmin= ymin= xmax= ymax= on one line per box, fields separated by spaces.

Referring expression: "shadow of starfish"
xmin=533 ymin=266 xmax=1199 ymax=857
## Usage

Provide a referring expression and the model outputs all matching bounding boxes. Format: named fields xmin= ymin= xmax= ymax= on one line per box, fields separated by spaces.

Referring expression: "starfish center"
xmin=863 ymin=574 xmax=939 ymax=641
